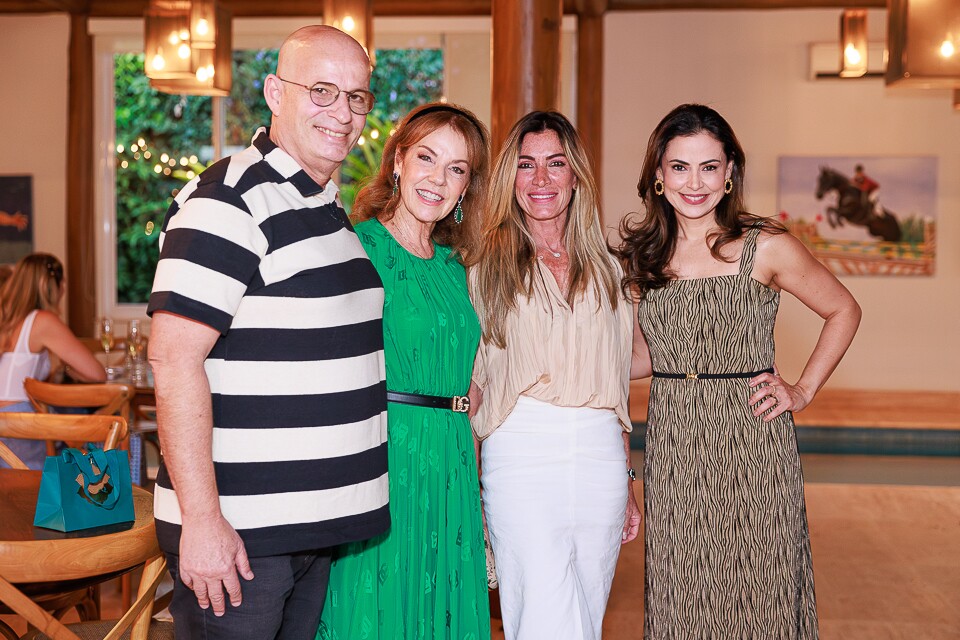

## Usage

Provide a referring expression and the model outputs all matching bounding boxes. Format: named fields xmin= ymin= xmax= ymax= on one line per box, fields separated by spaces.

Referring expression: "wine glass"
xmin=98 ymin=317 xmax=115 ymax=356
xmin=126 ymin=319 xmax=145 ymax=370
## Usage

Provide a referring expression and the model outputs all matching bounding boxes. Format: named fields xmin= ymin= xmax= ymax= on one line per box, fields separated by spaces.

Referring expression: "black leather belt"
xmin=386 ymin=391 xmax=471 ymax=413
xmin=652 ymin=367 xmax=774 ymax=380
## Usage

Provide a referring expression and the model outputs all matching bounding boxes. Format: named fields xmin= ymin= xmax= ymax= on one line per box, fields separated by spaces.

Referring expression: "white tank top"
xmin=0 ymin=310 xmax=51 ymax=402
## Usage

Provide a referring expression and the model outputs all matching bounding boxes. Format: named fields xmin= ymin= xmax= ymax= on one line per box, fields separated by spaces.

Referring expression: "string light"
xmin=115 ymin=137 xmax=209 ymax=184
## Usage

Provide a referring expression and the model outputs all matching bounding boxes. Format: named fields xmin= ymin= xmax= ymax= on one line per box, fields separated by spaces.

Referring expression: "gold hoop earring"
xmin=654 ymin=178 xmax=664 ymax=196
xmin=724 ymin=178 xmax=733 ymax=194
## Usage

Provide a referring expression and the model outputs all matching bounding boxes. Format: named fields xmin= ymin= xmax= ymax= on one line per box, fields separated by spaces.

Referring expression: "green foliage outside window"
xmin=113 ymin=48 xmax=442 ymax=304
xmin=114 ymin=54 xmax=212 ymax=303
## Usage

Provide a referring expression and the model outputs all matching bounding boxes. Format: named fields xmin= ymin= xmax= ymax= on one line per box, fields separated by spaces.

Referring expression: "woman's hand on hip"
xmin=748 ymin=370 xmax=813 ymax=422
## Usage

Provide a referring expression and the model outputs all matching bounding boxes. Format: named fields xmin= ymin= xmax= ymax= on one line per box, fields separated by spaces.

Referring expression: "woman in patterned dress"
xmin=617 ymin=104 xmax=861 ymax=639
xmin=316 ymin=103 xmax=491 ymax=640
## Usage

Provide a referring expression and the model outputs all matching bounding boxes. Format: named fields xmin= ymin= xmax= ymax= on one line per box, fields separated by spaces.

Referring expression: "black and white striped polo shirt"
xmin=147 ymin=128 xmax=388 ymax=557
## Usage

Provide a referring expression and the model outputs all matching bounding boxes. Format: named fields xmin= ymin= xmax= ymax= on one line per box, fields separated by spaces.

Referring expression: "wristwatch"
xmin=627 ymin=467 xmax=637 ymax=482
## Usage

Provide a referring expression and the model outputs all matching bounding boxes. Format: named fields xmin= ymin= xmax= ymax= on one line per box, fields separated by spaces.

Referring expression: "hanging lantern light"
xmin=144 ymin=0 xmax=233 ymax=96
xmin=144 ymin=1 xmax=193 ymax=80
xmin=324 ymin=0 xmax=375 ymax=66
xmin=839 ymin=9 xmax=868 ymax=78
xmin=887 ymin=0 xmax=960 ymax=89
xmin=190 ymin=0 xmax=217 ymax=50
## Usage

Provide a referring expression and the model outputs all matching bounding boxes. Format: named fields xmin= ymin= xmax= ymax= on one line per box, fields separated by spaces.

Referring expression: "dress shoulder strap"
xmin=738 ymin=226 xmax=763 ymax=277
xmin=13 ymin=310 xmax=40 ymax=353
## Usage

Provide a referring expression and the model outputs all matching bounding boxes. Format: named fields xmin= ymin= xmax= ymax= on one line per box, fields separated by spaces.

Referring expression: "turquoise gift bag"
xmin=33 ymin=446 xmax=135 ymax=532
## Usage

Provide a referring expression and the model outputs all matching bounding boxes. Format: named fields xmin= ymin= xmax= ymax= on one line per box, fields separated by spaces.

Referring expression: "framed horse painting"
xmin=777 ymin=156 xmax=936 ymax=276
xmin=0 ymin=175 xmax=34 ymax=265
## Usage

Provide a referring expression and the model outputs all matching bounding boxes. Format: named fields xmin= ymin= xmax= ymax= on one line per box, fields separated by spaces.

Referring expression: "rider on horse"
xmin=852 ymin=164 xmax=881 ymax=216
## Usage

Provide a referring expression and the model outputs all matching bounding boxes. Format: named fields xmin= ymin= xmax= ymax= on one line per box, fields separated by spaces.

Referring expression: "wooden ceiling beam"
xmin=0 ymin=0 xmax=885 ymax=16
xmin=0 ymin=0 xmax=500 ymax=17
xmin=608 ymin=0 xmax=883 ymax=9
xmin=0 ymin=0 xmax=87 ymax=13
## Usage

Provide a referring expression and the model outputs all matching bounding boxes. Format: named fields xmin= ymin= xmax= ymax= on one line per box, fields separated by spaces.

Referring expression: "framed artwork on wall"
xmin=0 ymin=175 xmax=34 ymax=264
xmin=777 ymin=156 xmax=936 ymax=276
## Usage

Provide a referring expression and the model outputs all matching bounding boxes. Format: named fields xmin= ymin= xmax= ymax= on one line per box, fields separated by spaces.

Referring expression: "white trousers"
xmin=482 ymin=397 xmax=627 ymax=640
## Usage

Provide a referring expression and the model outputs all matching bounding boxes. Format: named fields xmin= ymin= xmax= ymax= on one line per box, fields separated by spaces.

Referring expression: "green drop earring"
xmin=454 ymin=194 xmax=464 ymax=224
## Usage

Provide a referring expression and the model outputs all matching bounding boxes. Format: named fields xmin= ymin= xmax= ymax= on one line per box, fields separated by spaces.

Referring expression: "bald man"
xmin=147 ymin=26 xmax=388 ymax=639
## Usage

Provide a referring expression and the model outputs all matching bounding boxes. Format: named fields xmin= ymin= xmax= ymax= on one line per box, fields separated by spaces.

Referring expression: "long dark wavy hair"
xmin=351 ymin=102 xmax=490 ymax=263
xmin=616 ymin=104 xmax=784 ymax=299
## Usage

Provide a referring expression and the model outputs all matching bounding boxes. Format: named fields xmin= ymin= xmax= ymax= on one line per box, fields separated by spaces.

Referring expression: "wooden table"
xmin=0 ymin=469 xmax=162 ymax=640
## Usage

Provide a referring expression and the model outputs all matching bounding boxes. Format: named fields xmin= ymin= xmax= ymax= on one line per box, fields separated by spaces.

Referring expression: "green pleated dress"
xmin=317 ymin=218 xmax=490 ymax=640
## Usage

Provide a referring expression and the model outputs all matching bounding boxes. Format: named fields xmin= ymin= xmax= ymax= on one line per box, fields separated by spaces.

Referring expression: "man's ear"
xmin=264 ymin=74 xmax=283 ymax=116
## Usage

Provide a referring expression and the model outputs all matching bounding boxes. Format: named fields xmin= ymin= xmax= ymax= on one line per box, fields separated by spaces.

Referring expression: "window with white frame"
xmin=92 ymin=17 xmax=575 ymax=320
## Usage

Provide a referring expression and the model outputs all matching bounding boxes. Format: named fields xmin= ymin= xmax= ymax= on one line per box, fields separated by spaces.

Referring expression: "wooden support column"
xmin=490 ymin=0 xmax=563 ymax=151
xmin=66 ymin=12 xmax=96 ymax=337
xmin=575 ymin=0 xmax=606 ymax=191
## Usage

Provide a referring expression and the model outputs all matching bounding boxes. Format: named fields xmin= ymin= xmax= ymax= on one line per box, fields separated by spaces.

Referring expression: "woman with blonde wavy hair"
xmin=0 ymin=253 xmax=105 ymax=468
xmin=468 ymin=111 xmax=645 ymax=640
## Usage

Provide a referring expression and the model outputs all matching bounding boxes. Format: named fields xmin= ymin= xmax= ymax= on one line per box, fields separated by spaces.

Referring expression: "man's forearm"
xmin=150 ymin=314 xmax=223 ymax=524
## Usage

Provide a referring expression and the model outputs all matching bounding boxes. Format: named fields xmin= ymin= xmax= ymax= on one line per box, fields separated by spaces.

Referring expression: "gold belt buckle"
xmin=685 ymin=372 xmax=699 ymax=380
xmin=452 ymin=395 xmax=470 ymax=413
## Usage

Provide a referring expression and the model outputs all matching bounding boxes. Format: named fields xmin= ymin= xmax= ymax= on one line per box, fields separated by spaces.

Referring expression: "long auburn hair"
xmin=0 ymin=253 xmax=64 ymax=345
xmin=616 ymin=104 xmax=784 ymax=299
xmin=469 ymin=111 xmax=620 ymax=349
xmin=351 ymin=102 xmax=490 ymax=263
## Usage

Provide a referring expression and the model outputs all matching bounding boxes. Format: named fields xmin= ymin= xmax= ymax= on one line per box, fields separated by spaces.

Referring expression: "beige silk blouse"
xmin=470 ymin=258 xmax=634 ymax=440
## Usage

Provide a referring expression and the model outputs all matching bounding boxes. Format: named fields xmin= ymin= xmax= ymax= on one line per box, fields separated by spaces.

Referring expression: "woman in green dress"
xmin=317 ymin=103 xmax=491 ymax=640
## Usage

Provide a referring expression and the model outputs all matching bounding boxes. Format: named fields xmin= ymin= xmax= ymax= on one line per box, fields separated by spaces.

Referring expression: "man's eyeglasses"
xmin=276 ymin=77 xmax=376 ymax=115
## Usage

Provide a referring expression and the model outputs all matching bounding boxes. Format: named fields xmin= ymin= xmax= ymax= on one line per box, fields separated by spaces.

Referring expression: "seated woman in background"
xmin=0 ymin=253 xmax=106 ymax=468
xmin=317 ymin=103 xmax=491 ymax=640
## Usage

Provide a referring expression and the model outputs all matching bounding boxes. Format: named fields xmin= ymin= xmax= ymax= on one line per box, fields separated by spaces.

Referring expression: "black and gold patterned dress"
xmin=638 ymin=227 xmax=819 ymax=639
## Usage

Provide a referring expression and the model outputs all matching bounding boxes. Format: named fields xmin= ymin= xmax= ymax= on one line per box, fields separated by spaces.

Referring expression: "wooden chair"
xmin=21 ymin=381 xmax=136 ymax=610
xmin=0 ymin=413 xmax=127 ymax=470
xmin=0 ymin=414 xmax=129 ymax=633
xmin=0 ymin=415 xmax=171 ymax=640
xmin=24 ymin=380 xmax=132 ymax=426
xmin=21 ymin=556 xmax=173 ymax=640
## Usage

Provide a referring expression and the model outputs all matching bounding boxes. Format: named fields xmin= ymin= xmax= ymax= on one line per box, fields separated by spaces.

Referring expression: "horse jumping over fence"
xmin=815 ymin=166 xmax=902 ymax=242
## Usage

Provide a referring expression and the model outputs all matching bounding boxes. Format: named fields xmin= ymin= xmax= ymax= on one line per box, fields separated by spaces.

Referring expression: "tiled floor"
xmin=492 ymin=453 xmax=960 ymax=639
xmin=5 ymin=454 xmax=958 ymax=639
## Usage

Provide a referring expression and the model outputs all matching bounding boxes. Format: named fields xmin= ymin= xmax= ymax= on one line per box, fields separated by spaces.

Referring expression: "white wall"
xmin=603 ymin=9 xmax=960 ymax=392
xmin=0 ymin=15 xmax=70 ymax=266
xmin=2 ymin=11 xmax=957 ymax=392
